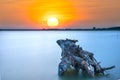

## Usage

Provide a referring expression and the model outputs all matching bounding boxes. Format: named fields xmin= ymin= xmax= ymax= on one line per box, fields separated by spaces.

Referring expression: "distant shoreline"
xmin=0 ymin=27 xmax=120 ymax=31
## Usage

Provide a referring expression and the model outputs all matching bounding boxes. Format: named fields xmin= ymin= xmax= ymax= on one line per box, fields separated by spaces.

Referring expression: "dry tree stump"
xmin=57 ymin=39 xmax=115 ymax=77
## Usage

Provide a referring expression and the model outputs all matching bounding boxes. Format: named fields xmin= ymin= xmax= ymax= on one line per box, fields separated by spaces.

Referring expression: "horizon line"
xmin=0 ymin=26 xmax=120 ymax=31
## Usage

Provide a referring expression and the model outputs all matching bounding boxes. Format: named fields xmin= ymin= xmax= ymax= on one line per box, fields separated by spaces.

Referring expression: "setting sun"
xmin=27 ymin=0 xmax=81 ymax=29
xmin=47 ymin=17 xmax=59 ymax=27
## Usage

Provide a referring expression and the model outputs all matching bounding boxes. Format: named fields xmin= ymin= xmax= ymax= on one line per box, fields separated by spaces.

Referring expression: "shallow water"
xmin=0 ymin=31 xmax=120 ymax=80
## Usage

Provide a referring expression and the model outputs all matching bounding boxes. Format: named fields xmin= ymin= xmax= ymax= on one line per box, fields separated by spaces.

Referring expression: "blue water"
xmin=0 ymin=31 xmax=120 ymax=80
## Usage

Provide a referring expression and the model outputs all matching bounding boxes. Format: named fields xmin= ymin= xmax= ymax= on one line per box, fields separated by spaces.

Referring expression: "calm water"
xmin=0 ymin=31 xmax=120 ymax=80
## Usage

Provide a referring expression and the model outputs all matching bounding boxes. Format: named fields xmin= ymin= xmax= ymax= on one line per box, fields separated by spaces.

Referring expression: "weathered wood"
xmin=57 ymin=39 xmax=115 ymax=77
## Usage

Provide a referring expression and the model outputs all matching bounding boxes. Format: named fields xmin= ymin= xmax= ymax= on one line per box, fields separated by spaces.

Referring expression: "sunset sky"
xmin=0 ymin=0 xmax=120 ymax=29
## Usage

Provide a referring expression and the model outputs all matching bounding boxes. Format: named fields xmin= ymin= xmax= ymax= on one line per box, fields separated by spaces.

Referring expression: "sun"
xmin=47 ymin=17 xmax=59 ymax=28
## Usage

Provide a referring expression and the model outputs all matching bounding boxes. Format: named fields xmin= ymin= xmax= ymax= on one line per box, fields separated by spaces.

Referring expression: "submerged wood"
xmin=57 ymin=39 xmax=115 ymax=77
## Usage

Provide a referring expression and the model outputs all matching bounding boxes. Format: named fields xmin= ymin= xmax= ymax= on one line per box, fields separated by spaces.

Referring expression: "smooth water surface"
xmin=0 ymin=31 xmax=120 ymax=80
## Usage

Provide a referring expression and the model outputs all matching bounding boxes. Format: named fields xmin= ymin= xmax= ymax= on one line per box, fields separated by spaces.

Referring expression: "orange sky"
xmin=0 ymin=0 xmax=120 ymax=29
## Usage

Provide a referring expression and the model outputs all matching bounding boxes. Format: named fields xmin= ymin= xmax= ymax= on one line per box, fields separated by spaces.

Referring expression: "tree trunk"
xmin=57 ymin=39 xmax=115 ymax=77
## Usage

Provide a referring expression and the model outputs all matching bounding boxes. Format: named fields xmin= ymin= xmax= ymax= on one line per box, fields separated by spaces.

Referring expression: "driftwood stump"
xmin=57 ymin=39 xmax=115 ymax=77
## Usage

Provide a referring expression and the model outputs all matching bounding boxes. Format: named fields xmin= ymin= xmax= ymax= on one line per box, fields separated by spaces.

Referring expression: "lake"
xmin=0 ymin=31 xmax=120 ymax=80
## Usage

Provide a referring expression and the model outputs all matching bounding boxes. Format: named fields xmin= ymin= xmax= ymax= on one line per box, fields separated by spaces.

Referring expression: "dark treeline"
xmin=0 ymin=26 xmax=120 ymax=31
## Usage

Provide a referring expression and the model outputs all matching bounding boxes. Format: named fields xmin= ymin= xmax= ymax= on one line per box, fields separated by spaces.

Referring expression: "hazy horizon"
xmin=0 ymin=26 xmax=120 ymax=29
